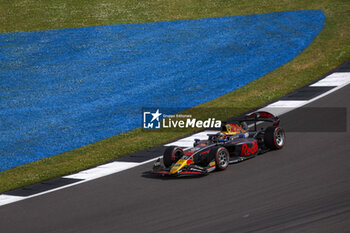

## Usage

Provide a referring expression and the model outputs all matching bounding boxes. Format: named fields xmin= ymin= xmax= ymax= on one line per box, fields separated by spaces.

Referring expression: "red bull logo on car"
xmin=241 ymin=141 xmax=258 ymax=156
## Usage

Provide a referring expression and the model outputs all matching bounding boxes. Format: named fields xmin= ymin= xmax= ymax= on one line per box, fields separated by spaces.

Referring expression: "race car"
xmin=152 ymin=111 xmax=286 ymax=176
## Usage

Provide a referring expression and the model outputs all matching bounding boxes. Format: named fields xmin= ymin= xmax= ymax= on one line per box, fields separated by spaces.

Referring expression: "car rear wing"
xmin=239 ymin=111 xmax=280 ymax=131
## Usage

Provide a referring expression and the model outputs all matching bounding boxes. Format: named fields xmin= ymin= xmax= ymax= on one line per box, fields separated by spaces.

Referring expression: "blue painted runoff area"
xmin=0 ymin=10 xmax=325 ymax=172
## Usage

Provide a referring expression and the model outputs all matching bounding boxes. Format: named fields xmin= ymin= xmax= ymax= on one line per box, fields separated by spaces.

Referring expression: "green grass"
xmin=0 ymin=0 xmax=350 ymax=193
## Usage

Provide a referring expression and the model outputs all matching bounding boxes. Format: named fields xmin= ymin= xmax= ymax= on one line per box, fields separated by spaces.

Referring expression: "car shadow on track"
xmin=141 ymin=171 xmax=208 ymax=180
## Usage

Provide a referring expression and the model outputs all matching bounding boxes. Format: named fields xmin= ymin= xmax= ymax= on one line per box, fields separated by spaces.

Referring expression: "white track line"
xmin=64 ymin=162 xmax=140 ymax=180
xmin=259 ymin=101 xmax=308 ymax=116
xmin=310 ymin=72 xmax=350 ymax=87
xmin=1 ymin=72 xmax=349 ymax=207
xmin=0 ymin=195 xmax=24 ymax=206
xmin=0 ymin=157 xmax=161 ymax=207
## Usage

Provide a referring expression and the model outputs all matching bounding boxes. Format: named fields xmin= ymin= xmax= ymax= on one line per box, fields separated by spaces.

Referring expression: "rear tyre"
xmin=264 ymin=126 xmax=286 ymax=150
xmin=163 ymin=146 xmax=184 ymax=168
xmin=210 ymin=147 xmax=229 ymax=171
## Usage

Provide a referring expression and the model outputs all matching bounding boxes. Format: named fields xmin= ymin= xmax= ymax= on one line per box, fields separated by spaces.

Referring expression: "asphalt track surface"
xmin=1 ymin=81 xmax=350 ymax=232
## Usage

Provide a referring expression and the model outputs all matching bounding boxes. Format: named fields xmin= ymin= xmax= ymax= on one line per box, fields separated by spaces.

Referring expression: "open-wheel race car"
xmin=153 ymin=111 xmax=286 ymax=176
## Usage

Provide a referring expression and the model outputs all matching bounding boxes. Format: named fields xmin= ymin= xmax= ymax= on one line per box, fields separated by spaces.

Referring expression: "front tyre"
xmin=163 ymin=146 xmax=184 ymax=168
xmin=264 ymin=126 xmax=286 ymax=150
xmin=210 ymin=147 xmax=229 ymax=171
